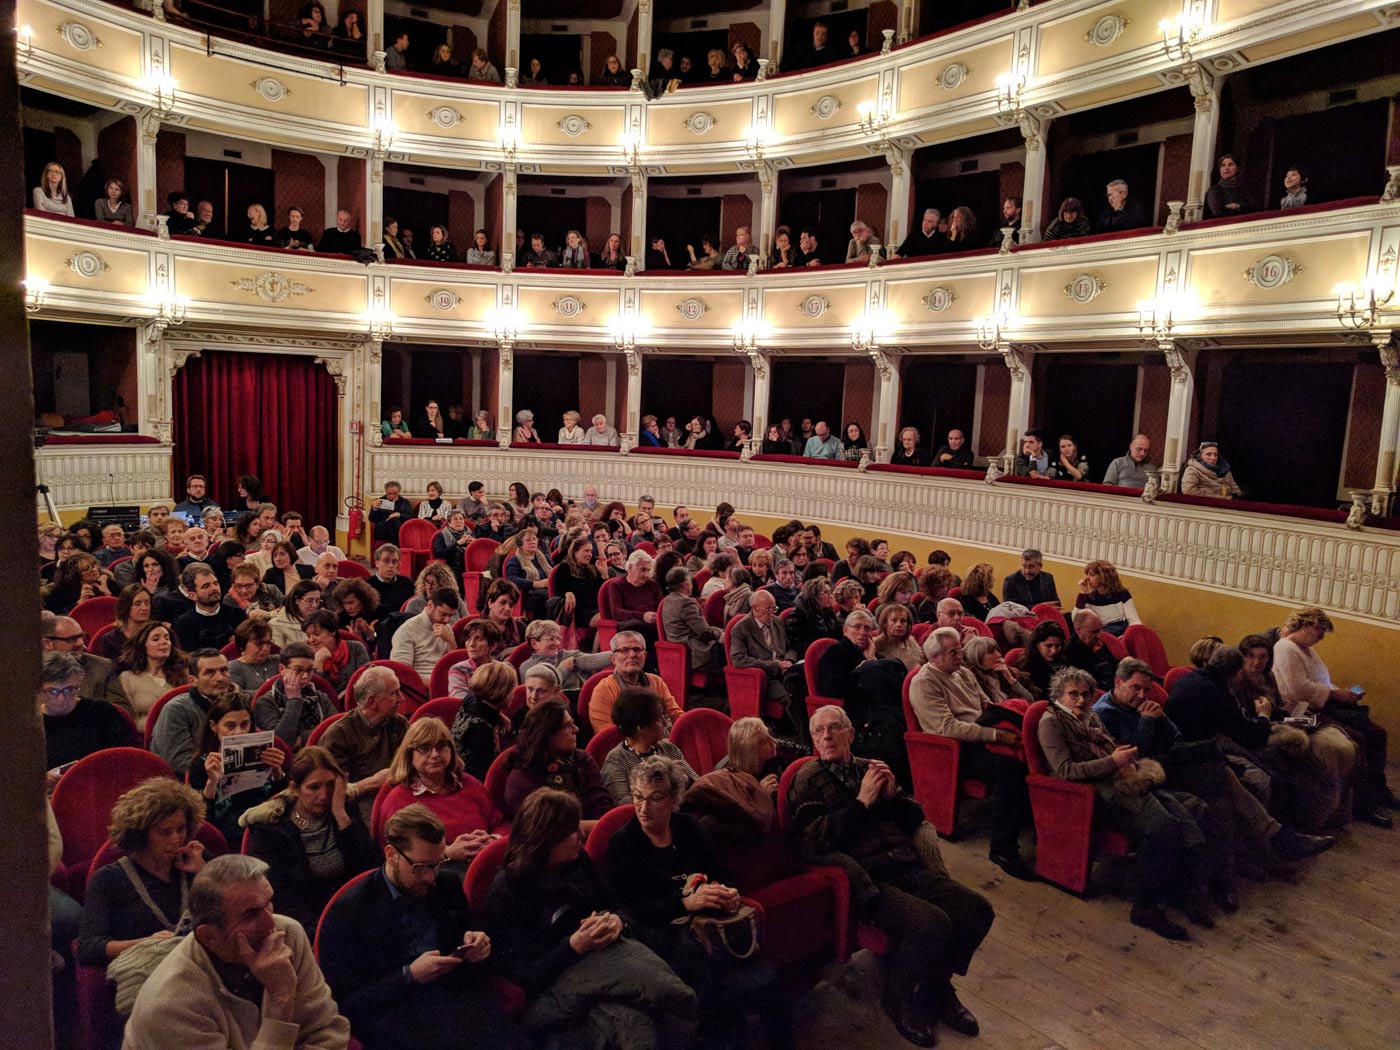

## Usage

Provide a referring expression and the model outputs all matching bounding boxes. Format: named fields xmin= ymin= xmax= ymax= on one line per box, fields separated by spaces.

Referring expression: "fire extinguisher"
xmin=346 ymin=496 xmax=365 ymax=539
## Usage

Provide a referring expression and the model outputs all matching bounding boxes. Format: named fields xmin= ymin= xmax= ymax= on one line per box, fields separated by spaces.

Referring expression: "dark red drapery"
xmin=173 ymin=350 xmax=339 ymax=529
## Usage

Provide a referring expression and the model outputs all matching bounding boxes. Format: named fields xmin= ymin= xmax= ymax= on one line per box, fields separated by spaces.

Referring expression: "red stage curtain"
xmin=173 ymin=350 xmax=339 ymax=529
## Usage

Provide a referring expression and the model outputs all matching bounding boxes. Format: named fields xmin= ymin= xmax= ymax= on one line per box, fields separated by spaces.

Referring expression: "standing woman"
xmin=99 ymin=583 xmax=155 ymax=660
xmin=188 ymin=693 xmax=287 ymax=847
xmin=95 ymin=178 xmax=134 ymax=225
xmin=33 ymin=161 xmax=74 ymax=216
xmin=1051 ymin=434 xmax=1089 ymax=481
xmin=114 ymin=621 xmax=189 ymax=732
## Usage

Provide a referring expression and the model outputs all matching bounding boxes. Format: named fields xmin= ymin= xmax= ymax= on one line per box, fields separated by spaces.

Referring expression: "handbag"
xmin=106 ymin=858 xmax=192 ymax=1014
xmin=675 ymin=874 xmax=762 ymax=961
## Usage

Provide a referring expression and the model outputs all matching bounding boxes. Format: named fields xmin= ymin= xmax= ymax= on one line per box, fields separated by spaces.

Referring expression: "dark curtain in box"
xmin=174 ymin=350 xmax=339 ymax=528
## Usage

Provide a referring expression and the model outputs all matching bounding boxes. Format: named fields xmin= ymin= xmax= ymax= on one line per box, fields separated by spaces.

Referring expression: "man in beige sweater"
xmin=909 ymin=627 xmax=1035 ymax=879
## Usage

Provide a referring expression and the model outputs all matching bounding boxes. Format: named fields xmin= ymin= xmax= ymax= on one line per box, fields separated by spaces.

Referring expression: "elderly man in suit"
xmin=729 ymin=589 xmax=807 ymax=743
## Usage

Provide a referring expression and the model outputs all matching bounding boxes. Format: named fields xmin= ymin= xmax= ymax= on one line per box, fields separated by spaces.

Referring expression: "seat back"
xmin=464 ymin=538 xmax=499 ymax=573
xmin=1100 ymin=631 xmax=1128 ymax=662
xmin=1123 ymin=624 xmax=1170 ymax=678
xmin=411 ymin=696 xmax=462 ymax=726
xmin=398 ymin=518 xmax=436 ymax=551
xmin=506 ymin=643 xmax=531 ymax=672
xmin=634 ymin=540 xmax=656 ymax=556
xmin=1146 ymin=681 xmax=1168 ymax=707
xmin=70 ymin=596 xmax=119 ymax=637
xmin=1021 ymin=701 xmax=1051 ymax=776
xmin=576 ymin=669 xmax=612 ymax=726
xmin=306 ymin=711 xmax=346 ymax=746
xmin=52 ymin=747 xmax=175 ymax=890
xmin=313 ymin=869 xmax=376 ymax=957
xmin=1003 ymin=647 xmax=1026 ymax=670
xmin=597 ymin=577 xmax=624 ymax=620
xmin=752 ymin=533 xmax=772 ymax=550
xmin=336 ymin=560 xmax=370 ymax=579
xmin=462 ymin=834 xmax=511 ymax=914
xmin=507 ymin=685 xmax=527 ymax=717
xmin=89 ymin=621 xmax=121 ymax=656
xmin=1163 ymin=666 xmax=1191 ymax=694
xmin=722 ymin=614 xmax=743 ymax=660
xmin=143 ymin=686 xmax=195 ymax=748
xmin=430 ymin=649 xmax=472 ymax=699
xmin=692 ymin=569 xmax=711 ymax=592
xmin=899 ymin=665 xmax=923 ymax=732
xmin=345 ymin=659 xmax=429 ymax=714
xmin=702 ymin=590 xmax=727 ymax=629
xmin=910 ymin=622 xmax=933 ymax=645
xmin=583 ymin=804 xmax=637 ymax=864
xmin=803 ymin=638 xmax=839 ymax=699
xmin=775 ymin=755 xmax=817 ymax=834
xmin=586 ymin=725 xmax=622 ymax=766
xmin=483 ymin=746 xmax=515 ymax=816
xmin=964 ymin=616 xmax=994 ymax=639
xmin=670 ymin=708 xmax=732 ymax=775
xmin=1032 ymin=602 xmax=1070 ymax=639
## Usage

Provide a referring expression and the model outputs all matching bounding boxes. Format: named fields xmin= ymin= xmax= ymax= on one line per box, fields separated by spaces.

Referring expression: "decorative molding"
xmin=425 ymin=288 xmax=462 ymax=311
xmin=682 ymin=112 xmax=717 ymax=135
xmin=314 ymin=355 xmax=348 ymax=395
xmin=1085 ymin=13 xmax=1128 ymax=46
xmin=249 ymin=77 xmax=290 ymax=102
xmin=34 ymin=445 xmax=173 ymax=511
xmin=1062 ymin=273 xmax=1107 ymax=304
xmin=1243 ymin=254 xmax=1301 ymax=290
xmin=674 ymin=297 xmax=708 ymax=321
xmin=551 ymin=295 xmax=587 ymax=318
xmin=168 ymin=347 xmax=202 ymax=377
xmin=937 ymin=63 xmax=970 ymax=90
xmin=66 ymin=250 xmax=110 ymax=277
xmin=798 ymin=294 xmax=830 ymax=319
xmin=809 ymin=95 xmax=842 ymax=119
xmin=427 ymin=106 xmax=464 ymax=129
xmin=920 ymin=287 xmax=957 ymax=313
xmin=56 ymin=21 xmax=102 ymax=50
xmin=556 ymin=114 xmax=592 ymax=137
xmin=230 ymin=271 xmax=313 ymax=303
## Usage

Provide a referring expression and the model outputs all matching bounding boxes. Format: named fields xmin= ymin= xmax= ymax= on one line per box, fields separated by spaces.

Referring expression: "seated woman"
xmin=331 ymin=578 xmax=380 ymax=651
xmin=831 ymin=538 xmax=870 ymax=583
xmin=600 ymin=686 xmax=698 ymax=805
xmin=188 ymin=693 xmax=287 ymax=846
xmin=659 ymin=567 xmax=723 ymax=673
xmin=1051 ymin=434 xmax=1089 ymax=482
xmin=514 ymin=662 xmax=565 ymax=730
xmin=963 ymin=635 xmax=1034 ymax=706
xmin=1074 ymin=559 xmax=1141 ymax=636
xmin=417 ymin=481 xmax=452 ymax=525
xmin=114 ymin=622 xmax=189 ymax=733
xmin=596 ymin=233 xmax=627 ymax=271
xmin=605 ymin=757 xmax=794 ymax=1050
xmin=77 ymin=778 xmax=207 ymax=969
xmin=1180 ymin=441 xmax=1244 ymax=499
xmin=1204 ymin=154 xmax=1258 ymax=219
xmin=1043 ymin=197 xmax=1092 ymax=240
xmin=268 ymin=580 xmax=323 ymax=648
xmin=503 ymin=699 xmax=611 ymax=825
xmin=33 ymin=161 xmax=74 ymax=216
xmin=465 ymin=228 xmax=497 ymax=266
xmin=513 ymin=409 xmax=542 ymax=443
xmin=958 ymin=562 xmax=999 ymax=621
xmin=875 ymin=601 xmax=924 ymax=671
xmin=425 ymin=225 xmax=458 ymax=262
xmin=451 ymin=661 xmax=519 ymax=781
xmin=486 ymin=789 xmax=698 ymax=1049
xmin=133 ymin=549 xmax=180 ymax=596
xmin=480 ymin=578 xmax=527 ymax=655
xmin=876 ymin=571 xmax=917 ymax=612
xmin=226 ymin=618 xmax=278 ymax=695
xmin=428 ymin=508 xmax=472 ymax=582
xmin=43 ymin=553 xmax=114 ymax=614
xmin=684 ymin=531 xmax=719 ymax=573
xmin=96 ymin=178 xmax=134 ymax=226
xmin=263 ymin=540 xmax=312 ymax=595
xmin=254 ymin=639 xmax=340 ymax=748
xmin=505 ymin=527 xmax=553 ymax=620
xmin=831 ymin=577 xmax=865 ymax=623
xmin=242 ymin=745 xmax=379 ymax=933
xmin=469 ymin=409 xmax=495 ymax=440
xmin=519 ymin=618 xmax=612 ymax=694
xmin=447 ymin=619 xmax=502 ymax=698
xmin=787 ymin=576 xmax=841 ymax=656
xmin=1037 ymin=668 xmax=1213 ymax=941
xmin=596 ymin=53 xmax=630 ymax=86
xmin=379 ymin=718 xmax=507 ymax=876
xmin=245 ymin=203 xmax=274 ymax=245
xmin=816 ymin=608 xmax=911 ymax=785
xmin=943 ymin=205 xmax=979 ymax=250
xmin=840 ymin=422 xmax=869 ymax=461
xmin=380 ymin=407 xmax=412 ymax=440
xmin=552 ymin=536 xmax=604 ymax=635
xmin=1021 ymin=620 xmax=1070 ymax=700
xmin=415 ymin=399 xmax=450 ymax=440
xmin=686 ymin=235 xmax=722 ymax=270
xmin=519 ymin=56 xmax=547 ymax=85
xmin=100 ymin=583 xmax=155 ymax=660
xmin=745 ymin=548 xmax=773 ymax=587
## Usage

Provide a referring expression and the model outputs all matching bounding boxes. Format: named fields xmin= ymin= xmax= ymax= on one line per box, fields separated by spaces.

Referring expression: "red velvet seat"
xmin=1100 ymin=630 xmax=1128 ymax=662
xmin=89 ymin=621 xmax=121 ymax=655
xmin=595 ymin=577 xmax=625 ymax=650
xmin=142 ymin=685 xmax=197 ymax=749
xmin=1032 ymin=602 xmax=1069 ymax=639
xmin=702 ymin=590 xmax=728 ymax=629
xmin=1163 ymin=666 xmax=1191 ymax=693
xmin=900 ymin=666 xmax=988 ymax=838
xmin=1123 ymin=624 xmax=1170 ymax=679
xmin=483 ymin=746 xmax=515 ymax=816
xmin=336 ymin=560 xmax=371 ymax=579
xmin=582 ymin=803 xmax=636 ymax=864
xmin=410 ymin=696 xmax=462 ymax=727
xmin=343 ymin=660 xmax=428 ymax=715
xmin=306 ymin=711 xmax=346 ymax=746
xmin=670 ymin=708 xmax=732 ymax=775
xmin=429 ymin=648 xmax=472 ymax=699
xmin=586 ymin=725 xmax=623 ymax=767
xmin=505 ymin=642 xmax=531 ymax=672
xmin=722 ymin=614 xmax=770 ymax=720
xmin=397 ymin=518 xmax=437 ymax=578
xmin=1021 ymin=701 xmax=1131 ymax=894
xmin=576 ymin=669 xmax=613 ymax=734
xmin=654 ymin=600 xmax=706 ymax=708
xmin=70 ymin=596 xmax=118 ymax=637
xmin=963 ymin=615 xmax=994 ymax=639
xmin=802 ymin=638 xmax=842 ymax=720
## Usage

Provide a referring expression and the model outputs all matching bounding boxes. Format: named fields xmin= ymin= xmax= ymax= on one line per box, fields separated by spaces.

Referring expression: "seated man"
xmin=42 ymin=614 xmax=119 ymax=703
xmin=761 ymin=558 xmax=800 ymax=612
xmin=1064 ymin=609 xmax=1118 ymax=691
xmin=792 ymin=227 xmax=822 ymax=267
xmin=1102 ymin=434 xmax=1157 ymax=490
xmin=845 ymin=220 xmax=882 ymax=263
xmin=659 ymin=567 xmax=723 ymax=674
xmin=932 ymin=598 xmax=980 ymax=645
xmin=897 ymin=208 xmax=944 ymax=259
xmin=816 ymin=609 xmax=910 ymax=785
xmin=1096 ymin=178 xmax=1148 ymax=233
xmin=322 ymin=665 xmax=409 ymax=824
xmin=317 ymin=804 xmax=525 ymax=1050
xmin=94 ymin=523 xmax=131 ymax=567
xmin=1001 ymin=548 xmax=1060 ymax=609
xmin=173 ymin=564 xmax=246 ymax=652
xmin=802 ymin=421 xmax=842 ymax=459
xmin=519 ymin=233 xmax=557 ymax=268
xmin=297 ymin=525 xmax=346 ymax=566
xmin=150 ymin=649 xmax=237 ymax=773
xmin=729 ymin=590 xmax=807 ymax=741
xmin=125 ymin=855 xmax=350 ymax=1049
xmin=789 ymin=705 xmax=994 ymax=1046
xmin=456 ymin=480 xmax=490 ymax=522
xmin=908 ymin=628 xmax=1034 ymax=879
xmin=40 ymin=651 xmax=138 ymax=772
xmin=583 ymin=413 xmax=620 ymax=446
xmin=933 ymin=428 xmax=974 ymax=469
xmin=367 ymin=543 xmax=414 ymax=617
xmin=586 ymin=630 xmax=683 ymax=734
xmin=317 ymin=208 xmax=362 ymax=253
xmin=1012 ymin=430 xmax=1051 ymax=478
xmin=369 ymin=481 xmax=413 ymax=545
xmin=390 ymin=587 xmax=459 ymax=680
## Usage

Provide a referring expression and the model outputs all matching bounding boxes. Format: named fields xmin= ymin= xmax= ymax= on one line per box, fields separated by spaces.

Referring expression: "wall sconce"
xmin=743 ymin=129 xmax=769 ymax=161
xmin=487 ymin=307 xmax=522 ymax=346
xmin=499 ymin=119 xmax=519 ymax=162
xmin=371 ymin=117 xmax=396 ymax=154
xmin=1335 ymin=282 xmax=1395 ymax=331
xmin=366 ymin=307 xmax=394 ymax=342
xmin=856 ymin=101 xmax=888 ymax=135
xmin=612 ymin=321 xmax=640 ymax=352
xmin=148 ymin=75 xmax=178 ymax=118
xmin=1160 ymin=1 xmax=1208 ymax=62
xmin=621 ymin=134 xmax=641 ymax=167
xmin=974 ymin=311 xmax=1010 ymax=350
xmin=23 ymin=276 xmax=47 ymax=314
xmin=850 ymin=313 xmax=889 ymax=353
xmin=155 ymin=294 xmax=187 ymax=328
xmin=1137 ymin=298 xmax=1176 ymax=343
xmin=732 ymin=321 xmax=762 ymax=352
xmin=17 ymin=24 xmax=34 ymax=60
xmin=994 ymin=71 xmax=1026 ymax=116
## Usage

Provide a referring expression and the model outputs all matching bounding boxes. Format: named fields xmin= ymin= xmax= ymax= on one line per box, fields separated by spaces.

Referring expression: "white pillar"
xmin=506 ymin=0 xmax=522 ymax=69
xmin=766 ymin=0 xmax=786 ymax=67
xmin=885 ymin=145 xmax=912 ymax=255
xmin=741 ymin=352 xmax=771 ymax=452
xmin=604 ymin=356 xmax=618 ymax=424
xmin=869 ymin=351 xmax=901 ymax=462
xmin=1157 ymin=341 xmax=1197 ymax=493
xmin=623 ymin=350 xmax=642 ymax=449
xmin=636 ymin=0 xmax=655 ymax=75
xmin=629 ymin=170 xmax=647 ymax=265
xmin=367 ymin=156 xmax=384 ymax=250
xmin=495 ymin=342 xmax=515 ymax=448
xmin=753 ymin=161 xmax=777 ymax=261
xmin=137 ymin=112 xmax=160 ymax=232
xmin=1018 ymin=115 xmax=1049 ymax=245
xmin=135 ymin=322 xmax=167 ymax=439
xmin=1001 ymin=344 xmax=1033 ymax=468
xmin=1371 ymin=338 xmax=1400 ymax=514
xmin=502 ymin=166 xmax=518 ymax=269
xmin=1182 ymin=64 xmax=1220 ymax=224
xmin=366 ymin=0 xmax=385 ymax=55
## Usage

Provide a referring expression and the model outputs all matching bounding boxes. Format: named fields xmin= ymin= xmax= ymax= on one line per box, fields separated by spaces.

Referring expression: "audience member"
xmin=321 ymin=665 xmax=408 ymax=823
xmin=502 ymin=698 xmax=611 ymax=822
xmin=600 ymin=685 xmax=697 ymax=803
xmin=384 ymin=31 xmax=409 ymax=70
xmin=1102 ymin=433 xmax=1156 ymax=489
xmin=40 ymin=651 xmax=137 ymax=771
xmin=845 ymin=220 xmax=882 ymax=262
xmin=803 ymin=421 xmax=841 ymax=459
xmin=33 ymin=161 xmax=75 ymax=216
xmin=467 ymin=46 xmax=501 ymax=82
xmin=1043 ymin=197 xmax=1092 ymax=240
xmin=274 ymin=205 xmax=316 ymax=250
xmin=1074 ymin=559 xmax=1139 ymax=636
xmin=597 ymin=53 xmax=630 ymax=86
xmin=794 ymin=20 xmax=836 ymax=68
xmin=1002 ymin=548 xmax=1060 ymax=608
xmin=1279 ymin=165 xmax=1308 ymax=209
xmin=943 ymin=206 xmax=978 ymax=250
xmin=586 ymin=632 xmax=683 ymax=734
xmin=1097 ymin=179 xmax=1148 ymax=232
xmin=898 ymin=208 xmax=944 ymax=258
xmin=1180 ymin=441 xmax=1244 ymax=499
xmin=721 ymin=226 xmax=756 ymax=270
xmin=1204 ymin=154 xmax=1258 ymax=219
xmin=317 ymin=209 xmax=361 ymax=253
xmin=95 ymin=178 xmax=134 ymax=225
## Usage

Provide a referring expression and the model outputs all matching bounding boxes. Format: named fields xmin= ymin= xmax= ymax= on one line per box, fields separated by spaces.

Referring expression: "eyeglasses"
xmin=42 ymin=685 xmax=80 ymax=698
xmin=394 ymin=850 xmax=446 ymax=876
xmin=631 ymin=792 xmax=673 ymax=806
xmin=811 ymin=723 xmax=850 ymax=737
xmin=412 ymin=742 xmax=453 ymax=755
xmin=1063 ymin=689 xmax=1094 ymax=699
xmin=613 ymin=646 xmax=646 ymax=655
xmin=46 ymin=634 xmax=85 ymax=644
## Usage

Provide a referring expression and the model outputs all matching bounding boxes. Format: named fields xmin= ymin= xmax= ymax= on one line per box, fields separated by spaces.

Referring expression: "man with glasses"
xmin=585 ymin=630 xmax=683 ymax=734
xmin=323 ymin=665 xmax=410 ymax=823
xmin=317 ymin=804 xmax=524 ymax=1050
xmin=815 ymin=609 xmax=911 ymax=784
xmin=789 ymin=705 xmax=994 ymax=1047
xmin=39 ymin=651 xmax=137 ymax=772
xmin=41 ymin=612 xmax=120 ymax=704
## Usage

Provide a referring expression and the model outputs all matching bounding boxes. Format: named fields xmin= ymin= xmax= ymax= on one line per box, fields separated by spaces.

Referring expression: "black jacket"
xmin=244 ymin=805 xmax=378 ymax=933
xmin=1165 ymin=668 xmax=1272 ymax=751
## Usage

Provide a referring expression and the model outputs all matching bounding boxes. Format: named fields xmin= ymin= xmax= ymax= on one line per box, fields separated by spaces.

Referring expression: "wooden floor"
xmin=791 ymin=815 xmax=1400 ymax=1050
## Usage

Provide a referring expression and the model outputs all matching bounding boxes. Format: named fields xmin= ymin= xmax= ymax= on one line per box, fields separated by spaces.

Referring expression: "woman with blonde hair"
xmin=557 ymin=410 xmax=586 ymax=444
xmin=450 ymin=660 xmax=518 ymax=780
xmin=33 ymin=161 xmax=73 ymax=216
xmin=245 ymin=202 xmax=274 ymax=245
xmin=958 ymin=562 xmax=998 ymax=621
xmin=1074 ymin=559 xmax=1140 ymax=636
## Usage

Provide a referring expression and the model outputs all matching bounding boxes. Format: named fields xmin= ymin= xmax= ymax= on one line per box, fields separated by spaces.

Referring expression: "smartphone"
xmin=1349 ymin=685 xmax=1364 ymax=699
xmin=450 ymin=943 xmax=473 ymax=958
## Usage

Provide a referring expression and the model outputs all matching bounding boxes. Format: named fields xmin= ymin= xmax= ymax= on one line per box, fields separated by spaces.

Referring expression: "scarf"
xmin=321 ymin=638 xmax=350 ymax=681
xmin=1191 ymin=446 xmax=1231 ymax=478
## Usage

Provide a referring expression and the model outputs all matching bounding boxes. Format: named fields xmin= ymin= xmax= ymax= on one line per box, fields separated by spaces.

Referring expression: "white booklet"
xmin=217 ymin=729 xmax=276 ymax=798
